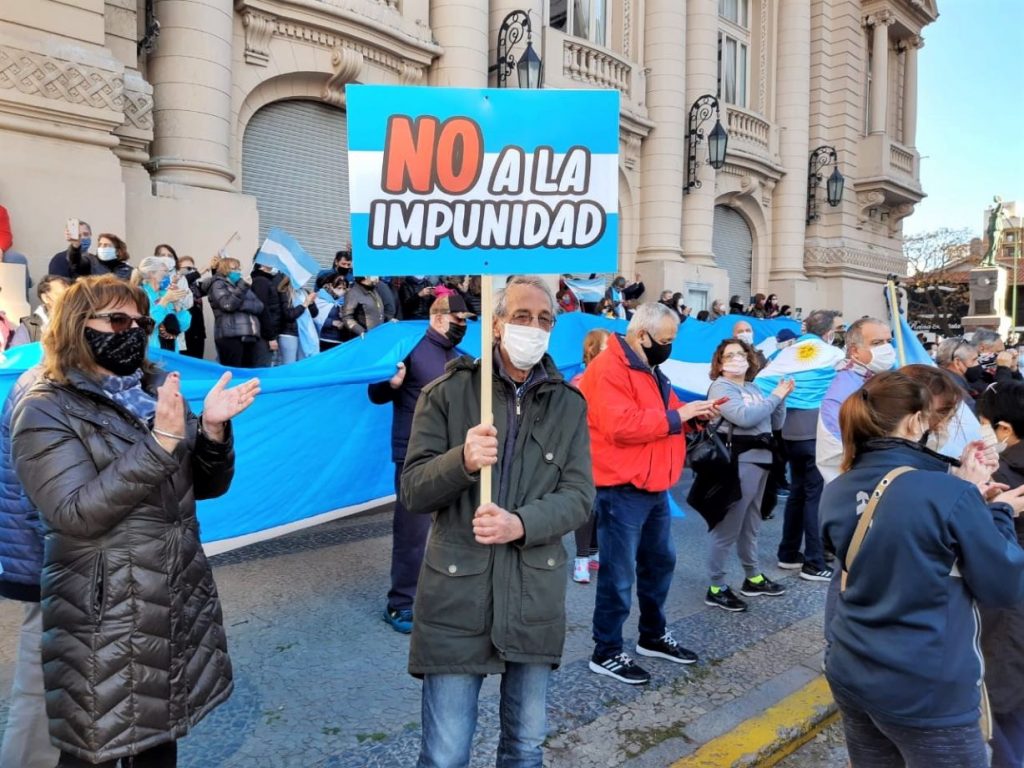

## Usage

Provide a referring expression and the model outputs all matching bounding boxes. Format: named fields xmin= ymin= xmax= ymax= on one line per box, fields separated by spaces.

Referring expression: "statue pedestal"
xmin=962 ymin=265 xmax=1012 ymax=337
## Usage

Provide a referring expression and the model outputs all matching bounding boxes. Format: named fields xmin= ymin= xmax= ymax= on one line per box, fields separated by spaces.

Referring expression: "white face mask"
xmin=866 ymin=343 xmax=896 ymax=373
xmin=501 ymin=324 xmax=550 ymax=370
xmin=737 ymin=331 xmax=754 ymax=345
xmin=97 ymin=246 xmax=117 ymax=262
xmin=723 ymin=359 xmax=750 ymax=377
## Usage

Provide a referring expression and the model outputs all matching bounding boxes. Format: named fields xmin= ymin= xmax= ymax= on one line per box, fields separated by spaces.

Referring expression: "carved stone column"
xmin=147 ymin=0 xmax=235 ymax=191
xmin=902 ymin=35 xmax=922 ymax=147
xmin=868 ymin=11 xmax=894 ymax=136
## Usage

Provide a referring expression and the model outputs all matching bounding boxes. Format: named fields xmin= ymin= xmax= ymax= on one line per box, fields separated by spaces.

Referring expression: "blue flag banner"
xmin=0 ymin=314 xmax=796 ymax=551
xmin=255 ymin=227 xmax=319 ymax=289
xmin=753 ymin=335 xmax=845 ymax=409
xmin=345 ymin=85 xmax=620 ymax=276
xmin=565 ymin=277 xmax=607 ymax=303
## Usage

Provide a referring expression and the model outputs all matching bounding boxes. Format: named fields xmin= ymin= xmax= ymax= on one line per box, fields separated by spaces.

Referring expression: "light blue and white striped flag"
xmin=254 ymin=228 xmax=319 ymax=290
xmin=754 ymin=335 xmax=845 ymax=409
xmin=565 ymin=277 xmax=607 ymax=303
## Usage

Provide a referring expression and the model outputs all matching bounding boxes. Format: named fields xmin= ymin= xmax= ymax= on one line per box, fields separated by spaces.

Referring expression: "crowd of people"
xmin=2 ymin=223 xmax=1024 ymax=767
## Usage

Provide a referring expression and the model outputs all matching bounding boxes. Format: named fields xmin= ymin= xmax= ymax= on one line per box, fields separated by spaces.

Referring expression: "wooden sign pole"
xmin=479 ymin=274 xmax=494 ymax=506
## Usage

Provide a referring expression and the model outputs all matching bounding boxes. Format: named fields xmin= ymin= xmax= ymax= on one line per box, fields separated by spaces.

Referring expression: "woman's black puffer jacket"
xmin=11 ymin=369 xmax=235 ymax=763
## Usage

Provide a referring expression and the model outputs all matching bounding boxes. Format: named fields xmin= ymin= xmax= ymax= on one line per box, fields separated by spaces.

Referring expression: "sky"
xmin=903 ymin=0 xmax=1024 ymax=238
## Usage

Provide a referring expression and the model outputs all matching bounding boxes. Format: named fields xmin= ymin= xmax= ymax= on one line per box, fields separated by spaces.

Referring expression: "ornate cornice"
xmin=805 ymin=245 xmax=907 ymax=278
xmin=236 ymin=0 xmax=441 ymax=76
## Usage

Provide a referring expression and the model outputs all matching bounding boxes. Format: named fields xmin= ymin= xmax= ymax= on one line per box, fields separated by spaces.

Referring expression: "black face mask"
xmin=965 ymin=364 xmax=985 ymax=381
xmin=84 ymin=327 xmax=148 ymax=377
xmin=642 ymin=335 xmax=672 ymax=368
xmin=445 ymin=322 xmax=467 ymax=346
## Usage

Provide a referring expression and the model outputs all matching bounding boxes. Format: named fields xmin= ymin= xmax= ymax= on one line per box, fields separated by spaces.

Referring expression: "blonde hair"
xmin=215 ymin=258 xmax=240 ymax=277
xmin=43 ymin=275 xmax=154 ymax=384
xmin=582 ymin=328 xmax=610 ymax=365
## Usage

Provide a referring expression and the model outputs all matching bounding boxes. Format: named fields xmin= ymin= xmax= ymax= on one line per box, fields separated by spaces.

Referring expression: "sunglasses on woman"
xmin=90 ymin=312 xmax=156 ymax=335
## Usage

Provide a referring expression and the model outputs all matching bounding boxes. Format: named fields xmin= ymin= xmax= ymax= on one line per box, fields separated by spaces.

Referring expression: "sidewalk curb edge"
xmin=669 ymin=675 xmax=838 ymax=768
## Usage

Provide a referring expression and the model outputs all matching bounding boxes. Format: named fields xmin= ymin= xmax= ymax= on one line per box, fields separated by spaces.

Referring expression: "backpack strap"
xmin=840 ymin=466 xmax=916 ymax=593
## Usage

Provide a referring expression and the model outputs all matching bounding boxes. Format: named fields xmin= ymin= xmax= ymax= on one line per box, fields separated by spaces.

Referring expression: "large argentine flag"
xmin=754 ymin=335 xmax=845 ymax=409
xmin=346 ymin=86 xmax=620 ymax=276
xmin=565 ymin=277 xmax=607 ymax=303
xmin=254 ymin=227 xmax=319 ymax=290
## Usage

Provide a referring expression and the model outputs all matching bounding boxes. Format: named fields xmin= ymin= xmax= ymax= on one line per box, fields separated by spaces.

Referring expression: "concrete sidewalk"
xmin=0 ymin=485 xmax=834 ymax=766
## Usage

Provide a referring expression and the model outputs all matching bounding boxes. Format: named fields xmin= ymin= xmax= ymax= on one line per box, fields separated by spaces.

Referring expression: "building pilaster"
xmin=769 ymin=0 xmax=810 ymax=283
xmin=147 ymin=0 xmax=235 ymax=191
xmin=680 ymin=0 xmax=719 ymax=268
xmin=429 ymin=0 xmax=488 ymax=87
xmin=636 ymin=0 xmax=686 ymax=265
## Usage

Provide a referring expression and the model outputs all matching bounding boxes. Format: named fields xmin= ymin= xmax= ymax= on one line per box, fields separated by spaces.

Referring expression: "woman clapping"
xmin=11 ymin=275 xmax=259 ymax=767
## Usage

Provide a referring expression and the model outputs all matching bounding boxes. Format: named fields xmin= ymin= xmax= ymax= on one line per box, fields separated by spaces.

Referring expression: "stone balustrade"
xmin=562 ymin=38 xmax=632 ymax=98
xmin=725 ymin=105 xmax=770 ymax=154
xmin=890 ymin=141 xmax=914 ymax=175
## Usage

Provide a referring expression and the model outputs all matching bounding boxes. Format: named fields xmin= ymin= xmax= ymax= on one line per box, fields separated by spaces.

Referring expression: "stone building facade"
xmin=0 ymin=0 xmax=936 ymax=316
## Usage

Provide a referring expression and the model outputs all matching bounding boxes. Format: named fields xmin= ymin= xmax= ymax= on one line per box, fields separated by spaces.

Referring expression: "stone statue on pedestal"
xmin=981 ymin=195 xmax=1005 ymax=268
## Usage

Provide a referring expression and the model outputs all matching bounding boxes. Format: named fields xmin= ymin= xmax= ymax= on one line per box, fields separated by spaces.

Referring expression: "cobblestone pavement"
xmin=0 ymin=484 xmax=829 ymax=767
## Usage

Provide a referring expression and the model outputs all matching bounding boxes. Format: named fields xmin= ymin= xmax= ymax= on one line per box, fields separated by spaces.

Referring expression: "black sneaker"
xmin=740 ymin=575 xmax=786 ymax=597
xmin=777 ymin=555 xmax=805 ymax=570
xmin=636 ymin=632 xmax=699 ymax=665
xmin=589 ymin=652 xmax=651 ymax=684
xmin=800 ymin=564 xmax=834 ymax=582
xmin=704 ymin=586 xmax=748 ymax=612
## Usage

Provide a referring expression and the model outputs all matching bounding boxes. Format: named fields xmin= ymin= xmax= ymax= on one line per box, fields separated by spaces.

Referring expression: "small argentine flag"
xmin=565 ymin=277 xmax=606 ymax=303
xmin=254 ymin=228 xmax=319 ymax=290
xmin=754 ymin=334 xmax=844 ymax=410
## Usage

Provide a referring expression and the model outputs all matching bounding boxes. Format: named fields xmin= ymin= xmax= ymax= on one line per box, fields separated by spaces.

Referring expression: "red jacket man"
xmin=579 ymin=302 xmax=717 ymax=686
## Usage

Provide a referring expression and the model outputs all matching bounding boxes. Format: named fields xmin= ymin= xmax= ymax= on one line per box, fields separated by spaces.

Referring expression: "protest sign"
xmin=347 ymin=85 xmax=619 ymax=503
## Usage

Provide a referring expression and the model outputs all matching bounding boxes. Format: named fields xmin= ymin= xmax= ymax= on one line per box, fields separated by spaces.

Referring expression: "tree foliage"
xmin=903 ymin=227 xmax=973 ymax=336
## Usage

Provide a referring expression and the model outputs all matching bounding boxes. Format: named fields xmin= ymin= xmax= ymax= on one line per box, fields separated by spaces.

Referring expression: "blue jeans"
xmin=417 ymin=662 xmax=550 ymax=768
xmin=778 ymin=438 xmax=826 ymax=570
xmin=831 ymin=686 xmax=988 ymax=767
xmin=592 ymin=486 xmax=676 ymax=659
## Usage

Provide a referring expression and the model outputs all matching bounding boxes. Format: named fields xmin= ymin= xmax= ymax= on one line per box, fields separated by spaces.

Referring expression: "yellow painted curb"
xmin=670 ymin=676 xmax=838 ymax=768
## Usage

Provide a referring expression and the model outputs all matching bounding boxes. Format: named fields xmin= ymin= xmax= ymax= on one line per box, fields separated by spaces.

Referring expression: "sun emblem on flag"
xmin=795 ymin=342 xmax=819 ymax=362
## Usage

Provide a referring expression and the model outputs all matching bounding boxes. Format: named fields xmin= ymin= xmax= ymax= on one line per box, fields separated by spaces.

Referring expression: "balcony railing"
xmin=725 ymin=106 xmax=770 ymax=154
xmin=562 ymin=39 xmax=632 ymax=98
xmin=890 ymin=142 xmax=914 ymax=175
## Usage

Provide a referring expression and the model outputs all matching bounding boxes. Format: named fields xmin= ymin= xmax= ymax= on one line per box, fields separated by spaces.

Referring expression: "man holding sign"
xmin=401 ymin=277 xmax=593 ymax=767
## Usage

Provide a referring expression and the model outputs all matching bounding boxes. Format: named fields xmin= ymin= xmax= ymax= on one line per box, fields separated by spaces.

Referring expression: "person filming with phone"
xmin=579 ymin=302 xmax=719 ymax=685
xmin=702 ymin=339 xmax=794 ymax=613
xmin=10 ymin=275 xmax=260 ymax=767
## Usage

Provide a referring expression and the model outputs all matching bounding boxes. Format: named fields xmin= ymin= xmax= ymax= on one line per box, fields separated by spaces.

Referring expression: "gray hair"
xmin=971 ymin=329 xmax=1002 ymax=348
xmin=627 ymin=302 xmax=679 ymax=337
xmin=936 ymin=337 xmax=977 ymax=367
xmin=495 ymin=275 xmax=556 ymax=318
xmin=137 ymin=256 xmax=167 ymax=275
xmin=845 ymin=317 xmax=888 ymax=351
xmin=804 ymin=309 xmax=842 ymax=338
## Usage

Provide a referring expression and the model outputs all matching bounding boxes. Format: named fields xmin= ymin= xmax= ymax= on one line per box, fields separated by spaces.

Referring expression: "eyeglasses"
xmin=723 ymin=352 xmax=748 ymax=360
xmin=90 ymin=312 xmax=156 ymax=335
xmin=508 ymin=310 xmax=555 ymax=332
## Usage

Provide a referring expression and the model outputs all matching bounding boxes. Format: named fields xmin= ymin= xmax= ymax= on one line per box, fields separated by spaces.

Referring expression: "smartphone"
xmin=713 ymin=397 xmax=730 ymax=406
xmin=66 ymin=218 xmax=79 ymax=240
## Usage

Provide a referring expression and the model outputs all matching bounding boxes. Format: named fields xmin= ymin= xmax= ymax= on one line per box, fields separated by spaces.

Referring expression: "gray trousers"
xmin=0 ymin=602 xmax=60 ymax=768
xmin=708 ymin=462 xmax=768 ymax=585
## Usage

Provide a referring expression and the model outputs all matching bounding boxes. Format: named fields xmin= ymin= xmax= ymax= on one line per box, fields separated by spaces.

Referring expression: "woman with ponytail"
xmin=821 ymin=370 xmax=1024 ymax=767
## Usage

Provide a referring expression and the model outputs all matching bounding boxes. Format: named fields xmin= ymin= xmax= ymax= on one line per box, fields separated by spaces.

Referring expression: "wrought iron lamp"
xmin=685 ymin=95 xmax=728 ymax=192
xmin=495 ymin=10 xmax=543 ymax=89
xmin=806 ymin=145 xmax=845 ymax=223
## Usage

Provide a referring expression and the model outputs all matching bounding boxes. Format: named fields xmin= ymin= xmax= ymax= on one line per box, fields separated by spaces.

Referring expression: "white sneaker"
xmin=573 ymin=557 xmax=591 ymax=583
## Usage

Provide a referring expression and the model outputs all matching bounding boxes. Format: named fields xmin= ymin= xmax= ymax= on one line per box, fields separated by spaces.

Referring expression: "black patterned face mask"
xmin=84 ymin=327 xmax=148 ymax=376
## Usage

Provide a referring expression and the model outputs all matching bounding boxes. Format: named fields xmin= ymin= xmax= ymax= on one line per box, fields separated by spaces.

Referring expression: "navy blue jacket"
xmin=368 ymin=326 xmax=458 ymax=463
xmin=821 ymin=439 xmax=1024 ymax=728
xmin=0 ymin=366 xmax=43 ymax=601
